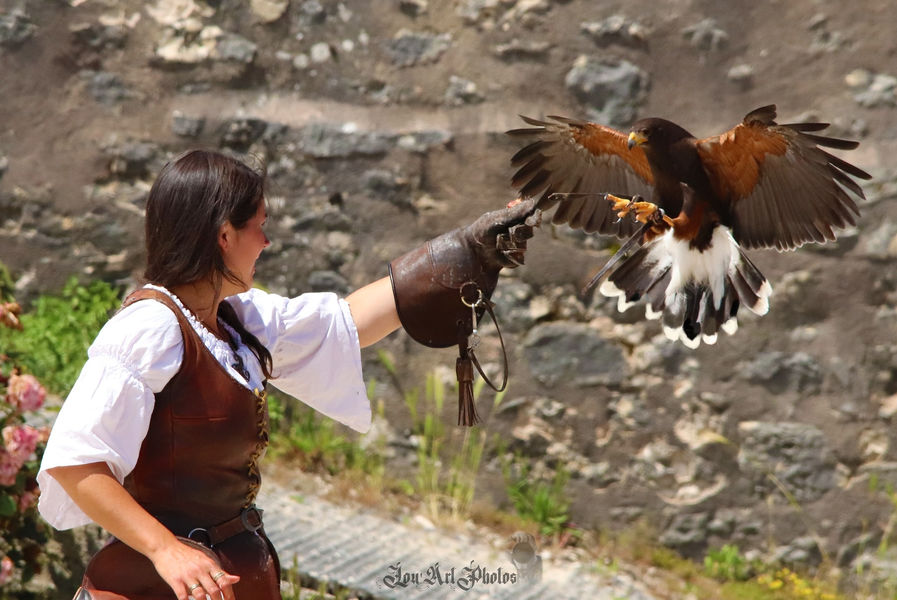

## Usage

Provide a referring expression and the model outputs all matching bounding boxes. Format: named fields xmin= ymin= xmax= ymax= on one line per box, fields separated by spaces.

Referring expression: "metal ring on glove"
xmin=459 ymin=282 xmax=483 ymax=308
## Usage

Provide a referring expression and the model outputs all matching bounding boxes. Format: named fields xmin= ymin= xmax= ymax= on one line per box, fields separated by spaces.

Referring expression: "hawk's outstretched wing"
xmin=507 ymin=116 xmax=655 ymax=238
xmin=696 ymin=105 xmax=872 ymax=251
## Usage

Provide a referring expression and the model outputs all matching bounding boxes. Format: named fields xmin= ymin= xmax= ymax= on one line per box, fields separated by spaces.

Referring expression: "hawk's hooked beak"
xmin=628 ymin=131 xmax=647 ymax=150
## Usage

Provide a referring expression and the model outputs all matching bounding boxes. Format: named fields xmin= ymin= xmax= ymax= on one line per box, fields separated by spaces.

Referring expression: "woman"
xmin=37 ymin=149 xmax=536 ymax=600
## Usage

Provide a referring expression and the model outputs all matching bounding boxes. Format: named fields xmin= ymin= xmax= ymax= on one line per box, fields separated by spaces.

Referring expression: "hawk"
xmin=508 ymin=105 xmax=871 ymax=347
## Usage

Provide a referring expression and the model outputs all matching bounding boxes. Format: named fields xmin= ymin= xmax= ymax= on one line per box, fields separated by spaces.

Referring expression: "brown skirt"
xmin=79 ymin=530 xmax=281 ymax=600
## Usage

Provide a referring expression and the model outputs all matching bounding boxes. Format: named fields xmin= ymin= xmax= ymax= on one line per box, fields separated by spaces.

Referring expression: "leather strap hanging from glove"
xmin=389 ymin=198 xmax=541 ymax=425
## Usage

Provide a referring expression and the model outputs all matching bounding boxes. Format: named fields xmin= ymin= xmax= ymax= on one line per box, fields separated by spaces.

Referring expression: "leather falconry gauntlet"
xmin=389 ymin=199 xmax=541 ymax=425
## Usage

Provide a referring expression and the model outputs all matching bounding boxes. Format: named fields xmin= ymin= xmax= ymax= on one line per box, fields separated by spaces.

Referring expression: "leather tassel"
xmin=456 ymin=351 xmax=479 ymax=426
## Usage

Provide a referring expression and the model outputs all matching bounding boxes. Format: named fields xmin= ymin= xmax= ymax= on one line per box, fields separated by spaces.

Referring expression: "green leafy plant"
xmin=404 ymin=368 xmax=505 ymax=522
xmin=0 ymin=298 xmax=53 ymax=599
xmin=0 ymin=277 xmax=121 ymax=395
xmin=702 ymin=544 xmax=841 ymax=600
xmin=704 ymin=544 xmax=756 ymax=582
xmin=267 ymin=390 xmax=383 ymax=478
xmin=501 ymin=455 xmax=572 ymax=537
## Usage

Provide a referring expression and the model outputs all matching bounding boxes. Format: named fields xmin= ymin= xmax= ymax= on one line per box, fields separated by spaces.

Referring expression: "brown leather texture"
xmin=388 ymin=229 xmax=495 ymax=349
xmin=121 ymin=289 xmax=268 ymax=525
xmin=82 ymin=533 xmax=279 ymax=600
xmin=80 ymin=289 xmax=280 ymax=599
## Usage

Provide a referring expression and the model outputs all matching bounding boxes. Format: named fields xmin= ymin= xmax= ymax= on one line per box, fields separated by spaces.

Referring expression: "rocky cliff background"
xmin=3 ymin=0 xmax=897 ymax=583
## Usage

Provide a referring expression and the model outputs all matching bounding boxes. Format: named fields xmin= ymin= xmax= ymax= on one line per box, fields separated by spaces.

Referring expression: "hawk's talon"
xmin=606 ymin=193 xmax=640 ymax=222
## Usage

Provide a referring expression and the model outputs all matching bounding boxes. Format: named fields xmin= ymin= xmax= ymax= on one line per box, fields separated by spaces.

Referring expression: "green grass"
xmin=267 ymin=390 xmax=384 ymax=478
xmin=0 ymin=276 xmax=121 ymax=395
xmin=500 ymin=452 xmax=573 ymax=538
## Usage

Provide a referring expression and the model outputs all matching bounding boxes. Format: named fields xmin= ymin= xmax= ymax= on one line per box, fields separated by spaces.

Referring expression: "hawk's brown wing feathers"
xmin=696 ymin=105 xmax=872 ymax=251
xmin=507 ymin=116 xmax=654 ymax=237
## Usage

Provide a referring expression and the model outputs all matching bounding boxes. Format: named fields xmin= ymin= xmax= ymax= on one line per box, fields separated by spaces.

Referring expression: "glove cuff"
xmin=388 ymin=228 xmax=498 ymax=349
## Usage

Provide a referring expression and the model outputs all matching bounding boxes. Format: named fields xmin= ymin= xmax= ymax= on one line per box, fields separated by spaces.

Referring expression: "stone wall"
xmin=3 ymin=0 xmax=897 ymax=578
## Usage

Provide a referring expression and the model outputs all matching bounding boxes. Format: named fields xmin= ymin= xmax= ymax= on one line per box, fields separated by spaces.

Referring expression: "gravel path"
xmin=256 ymin=482 xmax=660 ymax=600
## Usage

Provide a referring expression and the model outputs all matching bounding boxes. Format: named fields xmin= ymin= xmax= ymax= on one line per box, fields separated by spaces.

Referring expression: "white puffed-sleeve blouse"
xmin=37 ymin=285 xmax=369 ymax=530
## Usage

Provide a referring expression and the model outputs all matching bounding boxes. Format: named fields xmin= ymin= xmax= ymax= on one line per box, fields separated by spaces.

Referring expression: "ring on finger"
xmin=211 ymin=571 xmax=225 ymax=581
xmin=188 ymin=582 xmax=201 ymax=592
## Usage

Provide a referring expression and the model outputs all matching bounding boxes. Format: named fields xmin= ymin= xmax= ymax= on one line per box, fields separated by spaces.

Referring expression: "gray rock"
xmin=292 ymin=53 xmax=310 ymax=69
xmin=737 ymin=421 xmax=837 ymax=502
xmin=610 ymin=506 xmax=644 ymax=523
xmin=493 ymin=39 xmax=552 ymax=61
xmin=0 ymin=8 xmax=35 ymax=48
xmin=771 ymin=536 xmax=822 ymax=567
xmin=845 ymin=68 xmax=872 ymax=89
xmin=220 ymin=118 xmax=268 ymax=150
xmin=444 ymin=75 xmax=484 ymax=106
xmin=580 ymin=16 xmax=648 ymax=46
xmin=811 ymin=29 xmax=846 ymax=54
xmin=250 ymin=0 xmax=289 ymax=24
xmin=660 ymin=512 xmax=710 ymax=550
xmin=491 ymin=279 xmax=536 ymax=333
xmin=523 ymin=321 xmax=627 ymax=387
xmin=699 ymin=391 xmax=732 ymax=413
xmin=580 ymin=461 xmax=618 ymax=487
xmin=858 ymin=219 xmax=897 ymax=259
xmin=386 ymin=29 xmax=452 ymax=67
xmin=295 ymin=124 xmax=393 ymax=158
xmin=291 ymin=205 xmax=353 ymax=232
xmin=215 ymin=32 xmax=257 ymax=63
xmin=307 ymin=270 xmax=349 ymax=293
xmin=509 ymin=419 xmax=553 ymax=456
xmin=837 ymin=531 xmax=881 ymax=567
xmin=456 ymin=0 xmax=502 ymax=25
xmin=106 ymin=141 xmax=159 ymax=179
xmin=564 ymin=56 xmax=649 ymax=127
xmin=309 ymin=42 xmax=333 ymax=63
xmin=361 ymin=169 xmax=412 ymax=208
xmin=395 ymin=130 xmax=453 ymax=153
xmin=398 ymin=0 xmax=428 ymax=17
xmin=300 ymin=0 xmax=326 ymax=24
xmin=739 ymin=351 xmax=823 ymax=394
xmin=727 ymin=64 xmax=753 ymax=89
xmin=84 ymin=212 xmax=131 ymax=255
xmin=681 ymin=18 xmax=729 ymax=51
xmin=849 ymin=70 xmax=897 ymax=108
xmin=608 ymin=394 xmax=653 ymax=428
xmin=171 ymin=111 xmax=205 ymax=138
xmin=707 ymin=512 xmax=735 ymax=537
xmin=70 ymin=22 xmax=128 ymax=50
xmin=83 ymin=71 xmax=132 ymax=105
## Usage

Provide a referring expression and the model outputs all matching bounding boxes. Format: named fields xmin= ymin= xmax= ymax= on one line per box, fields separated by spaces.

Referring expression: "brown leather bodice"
xmin=121 ymin=289 xmax=269 ymax=529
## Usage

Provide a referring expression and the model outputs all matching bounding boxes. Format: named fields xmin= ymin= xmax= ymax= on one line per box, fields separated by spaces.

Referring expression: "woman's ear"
xmin=218 ymin=222 xmax=234 ymax=252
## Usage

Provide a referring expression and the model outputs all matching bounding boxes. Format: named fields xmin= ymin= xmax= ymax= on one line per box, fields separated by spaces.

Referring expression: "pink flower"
xmin=2 ymin=425 xmax=39 ymax=463
xmin=6 ymin=374 xmax=45 ymax=412
xmin=0 ymin=451 xmax=19 ymax=486
xmin=17 ymin=489 xmax=37 ymax=512
xmin=0 ymin=555 xmax=13 ymax=585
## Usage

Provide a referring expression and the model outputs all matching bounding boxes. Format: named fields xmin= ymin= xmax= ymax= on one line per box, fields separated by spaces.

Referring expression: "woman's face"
xmin=220 ymin=200 xmax=270 ymax=293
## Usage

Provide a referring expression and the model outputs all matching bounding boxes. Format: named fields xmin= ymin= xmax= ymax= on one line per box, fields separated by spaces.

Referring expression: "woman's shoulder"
xmin=89 ymin=294 xmax=184 ymax=365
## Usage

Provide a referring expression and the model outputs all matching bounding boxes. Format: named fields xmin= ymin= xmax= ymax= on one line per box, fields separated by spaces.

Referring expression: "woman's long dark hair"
xmin=144 ymin=149 xmax=273 ymax=380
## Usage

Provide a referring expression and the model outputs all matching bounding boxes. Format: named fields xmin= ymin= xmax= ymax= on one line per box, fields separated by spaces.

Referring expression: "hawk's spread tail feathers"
xmin=599 ymin=226 xmax=772 ymax=348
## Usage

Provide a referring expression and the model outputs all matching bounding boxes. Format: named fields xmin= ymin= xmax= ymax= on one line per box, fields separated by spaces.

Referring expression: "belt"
xmin=186 ymin=505 xmax=264 ymax=547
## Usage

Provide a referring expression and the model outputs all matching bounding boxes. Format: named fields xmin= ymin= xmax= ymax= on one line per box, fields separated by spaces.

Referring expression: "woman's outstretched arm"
xmin=345 ymin=276 xmax=401 ymax=348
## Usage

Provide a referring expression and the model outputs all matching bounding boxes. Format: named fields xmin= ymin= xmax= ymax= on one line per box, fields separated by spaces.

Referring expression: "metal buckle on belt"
xmin=187 ymin=527 xmax=213 ymax=547
xmin=241 ymin=505 xmax=263 ymax=533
